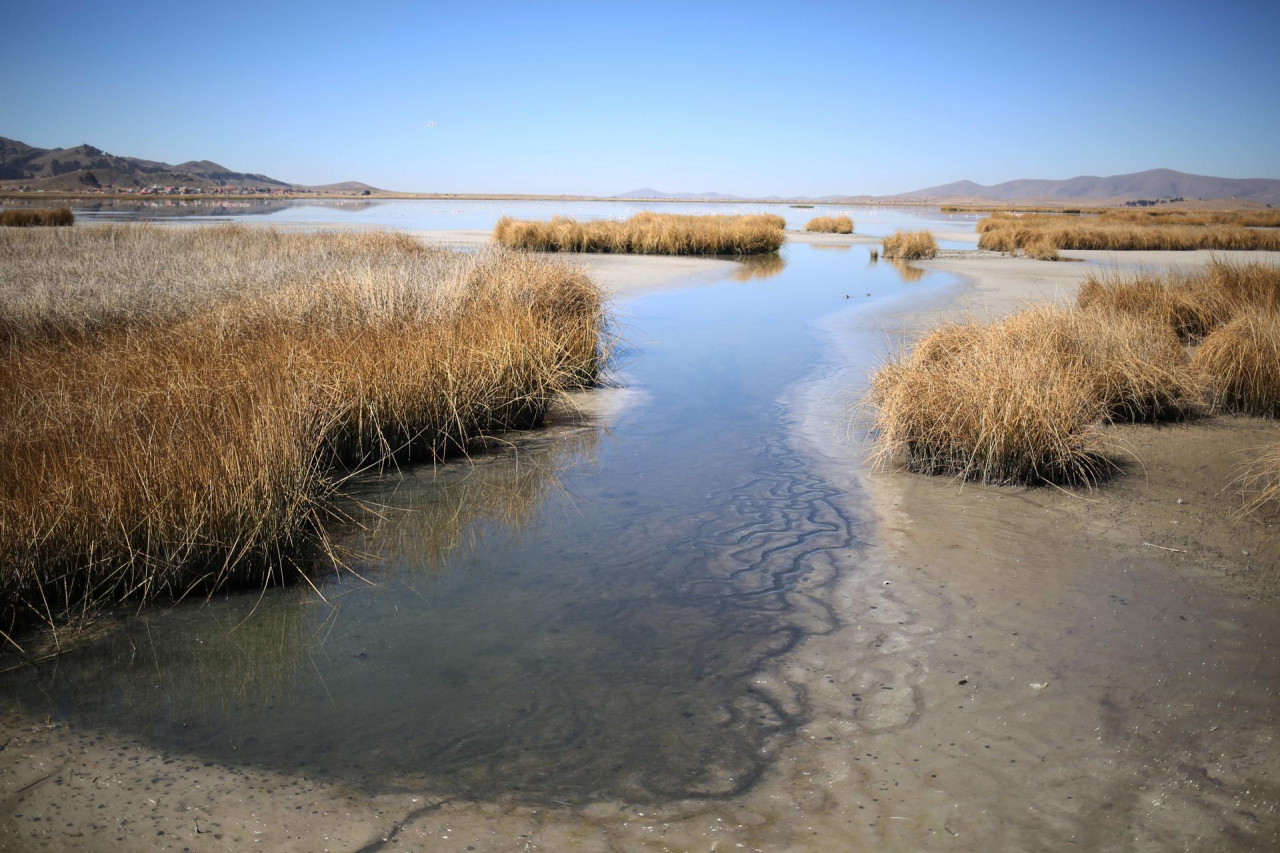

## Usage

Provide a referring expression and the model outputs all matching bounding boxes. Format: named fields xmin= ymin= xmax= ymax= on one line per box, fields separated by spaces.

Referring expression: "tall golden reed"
xmin=493 ymin=211 xmax=785 ymax=255
xmin=0 ymin=225 xmax=607 ymax=624
xmin=804 ymin=215 xmax=854 ymax=234
xmin=881 ymin=230 xmax=938 ymax=260
xmin=977 ymin=211 xmax=1280 ymax=252
xmin=868 ymin=260 xmax=1279 ymax=486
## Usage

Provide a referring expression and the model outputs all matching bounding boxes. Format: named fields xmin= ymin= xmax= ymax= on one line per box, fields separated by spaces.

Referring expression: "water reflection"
xmin=891 ymin=260 xmax=927 ymax=282
xmin=731 ymin=252 xmax=786 ymax=281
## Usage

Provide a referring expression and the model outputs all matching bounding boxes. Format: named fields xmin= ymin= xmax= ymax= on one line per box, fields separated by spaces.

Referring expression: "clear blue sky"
xmin=2 ymin=0 xmax=1276 ymax=195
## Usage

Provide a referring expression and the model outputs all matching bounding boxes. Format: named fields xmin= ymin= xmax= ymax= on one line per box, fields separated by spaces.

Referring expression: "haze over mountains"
xmin=621 ymin=169 xmax=1280 ymax=205
xmin=3 ymin=137 xmax=1276 ymax=204
xmin=0 ymin=137 xmax=379 ymax=193
xmin=891 ymin=169 xmax=1280 ymax=205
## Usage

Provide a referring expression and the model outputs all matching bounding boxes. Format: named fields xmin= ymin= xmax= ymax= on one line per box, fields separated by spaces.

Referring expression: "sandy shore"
xmin=3 ymin=240 xmax=1278 ymax=851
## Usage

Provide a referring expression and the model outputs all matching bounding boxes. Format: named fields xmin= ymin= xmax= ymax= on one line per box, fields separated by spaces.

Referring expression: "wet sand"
xmin=3 ymin=243 xmax=1279 ymax=851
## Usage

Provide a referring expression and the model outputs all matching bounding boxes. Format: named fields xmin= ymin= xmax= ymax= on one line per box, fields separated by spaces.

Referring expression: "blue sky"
xmin=2 ymin=1 xmax=1277 ymax=195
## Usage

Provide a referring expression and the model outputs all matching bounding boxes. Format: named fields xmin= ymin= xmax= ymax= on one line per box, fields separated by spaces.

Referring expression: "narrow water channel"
xmin=0 ymin=243 xmax=943 ymax=805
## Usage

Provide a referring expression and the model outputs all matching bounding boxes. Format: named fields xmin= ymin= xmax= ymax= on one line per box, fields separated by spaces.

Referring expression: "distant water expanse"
xmin=64 ymin=197 xmax=980 ymax=243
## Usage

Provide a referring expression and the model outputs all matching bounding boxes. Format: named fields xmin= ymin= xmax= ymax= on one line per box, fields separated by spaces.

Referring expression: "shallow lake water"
xmin=63 ymin=197 xmax=980 ymax=247
xmin=0 ymin=243 xmax=947 ymax=805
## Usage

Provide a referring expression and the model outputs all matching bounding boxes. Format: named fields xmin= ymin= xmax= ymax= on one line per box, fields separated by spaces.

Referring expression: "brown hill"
xmin=893 ymin=168 xmax=1280 ymax=205
xmin=0 ymin=137 xmax=380 ymax=192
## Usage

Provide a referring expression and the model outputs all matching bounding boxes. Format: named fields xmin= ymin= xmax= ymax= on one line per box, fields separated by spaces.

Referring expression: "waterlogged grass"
xmin=869 ymin=260 xmax=1280 ymax=486
xmin=493 ymin=211 xmax=785 ymax=255
xmin=977 ymin=211 xmax=1280 ymax=252
xmin=0 ymin=225 xmax=607 ymax=627
xmin=882 ymin=230 xmax=938 ymax=260
xmin=804 ymin=215 xmax=854 ymax=234
xmin=0 ymin=206 xmax=74 ymax=227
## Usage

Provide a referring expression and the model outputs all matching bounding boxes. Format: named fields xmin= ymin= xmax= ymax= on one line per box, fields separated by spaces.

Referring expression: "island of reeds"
xmin=978 ymin=209 xmax=1280 ymax=253
xmin=881 ymin=230 xmax=938 ymax=260
xmin=804 ymin=215 xmax=854 ymax=234
xmin=493 ymin=211 xmax=785 ymax=255
xmin=0 ymin=225 xmax=607 ymax=628
xmin=868 ymin=259 xmax=1280 ymax=488
xmin=0 ymin=206 xmax=74 ymax=227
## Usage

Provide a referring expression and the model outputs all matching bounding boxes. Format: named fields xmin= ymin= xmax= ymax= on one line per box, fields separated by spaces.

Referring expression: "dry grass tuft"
xmin=1 ymin=207 xmax=74 ymax=227
xmin=0 ymin=225 xmax=608 ymax=624
xmin=1192 ymin=310 xmax=1280 ymax=417
xmin=804 ymin=215 xmax=854 ymax=234
xmin=882 ymin=230 xmax=938 ymax=260
xmin=1240 ymin=442 xmax=1280 ymax=516
xmin=869 ymin=316 xmax=1108 ymax=485
xmin=493 ymin=212 xmax=784 ymax=255
xmin=865 ymin=263 xmax=1280 ymax=484
xmin=1024 ymin=234 xmax=1060 ymax=261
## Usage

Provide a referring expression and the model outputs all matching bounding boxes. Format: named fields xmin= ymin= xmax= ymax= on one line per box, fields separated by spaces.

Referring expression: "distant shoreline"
xmin=3 ymin=190 xmax=1269 ymax=213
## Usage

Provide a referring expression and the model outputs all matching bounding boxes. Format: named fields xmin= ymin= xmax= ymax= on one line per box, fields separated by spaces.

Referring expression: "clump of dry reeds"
xmin=493 ymin=211 xmax=784 ymax=255
xmin=0 ymin=206 xmax=74 ymax=227
xmin=1024 ymin=234 xmax=1060 ymax=261
xmin=881 ymin=230 xmax=938 ymax=260
xmin=977 ymin=211 xmax=1280 ymax=252
xmin=0 ymin=225 xmax=607 ymax=625
xmin=1192 ymin=310 xmax=1280 ymax=416
xmin=867 ymin=261 xmax=1280 ymax=485
xmin=804 ymin=215 xmax=854 ymax=234
xmin=1077 ymin=259 xmax=1280 ymax=341
xmin=869 ymin=316 xmax=1108 ymax=485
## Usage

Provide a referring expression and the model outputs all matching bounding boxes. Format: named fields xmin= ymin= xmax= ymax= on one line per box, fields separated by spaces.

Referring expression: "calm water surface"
xmin=65 ymin=197 xmax=979 ymax=247
xmin=0 ymin=243 xmax=951 ymax=803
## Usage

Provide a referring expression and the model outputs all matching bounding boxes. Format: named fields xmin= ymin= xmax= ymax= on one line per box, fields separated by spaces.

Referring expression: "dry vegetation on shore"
xmin=882 ymin=230 xmax=938 ymax=260
xmin=493 ymin=211 xmax=785 ymax=255
xmin=978 ymin=210 xmax=1280 ymax=253
xmin=0 ymin=225 xmax=607 ymax=628
xmin=869 ymin=259 xmax=1280 ymax=487
xmin=0 ymin=206 xmax=74 ymax=227
xmin=804 ymin=215 xmax=854 ymax=234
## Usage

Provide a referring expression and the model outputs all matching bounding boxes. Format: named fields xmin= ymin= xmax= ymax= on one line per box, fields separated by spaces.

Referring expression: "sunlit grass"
xmin=493 ymin=211 xmax=785 ymax=255
xmin=867 ymin=259 xmax=1279 ymax=486
xmin=0 ymin=225 xmax=607 ymax=625
xmin=804 ymin=215 xmax=853 ymax=234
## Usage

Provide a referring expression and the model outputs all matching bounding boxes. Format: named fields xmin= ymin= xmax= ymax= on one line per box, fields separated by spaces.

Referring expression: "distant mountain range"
xmin=891 ymin=169 xmax=1280 ymax=205
xmin=3 ymin=138 xmax=1275 ymax=205
xmin=0 ymin=137 xmax=381 ymax=193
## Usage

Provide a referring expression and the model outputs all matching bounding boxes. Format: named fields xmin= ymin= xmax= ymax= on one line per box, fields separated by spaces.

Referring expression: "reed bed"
xmin=977 ymin=211 xmax=1280 ymax=252
xmin=0 ymin=225 xmax=607 ymax=626
xmin=804 ymin=215 xmax=854 ymax=234
xmin=881 ymin=230 xmax=938 ymax=260
xmin=1 ymin=206 xmax=74 ymax=227
xmin=492 ymin=211 xmax=784 ymax=255
xmin=868 ymin=259 xmax=1280 ymax=486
